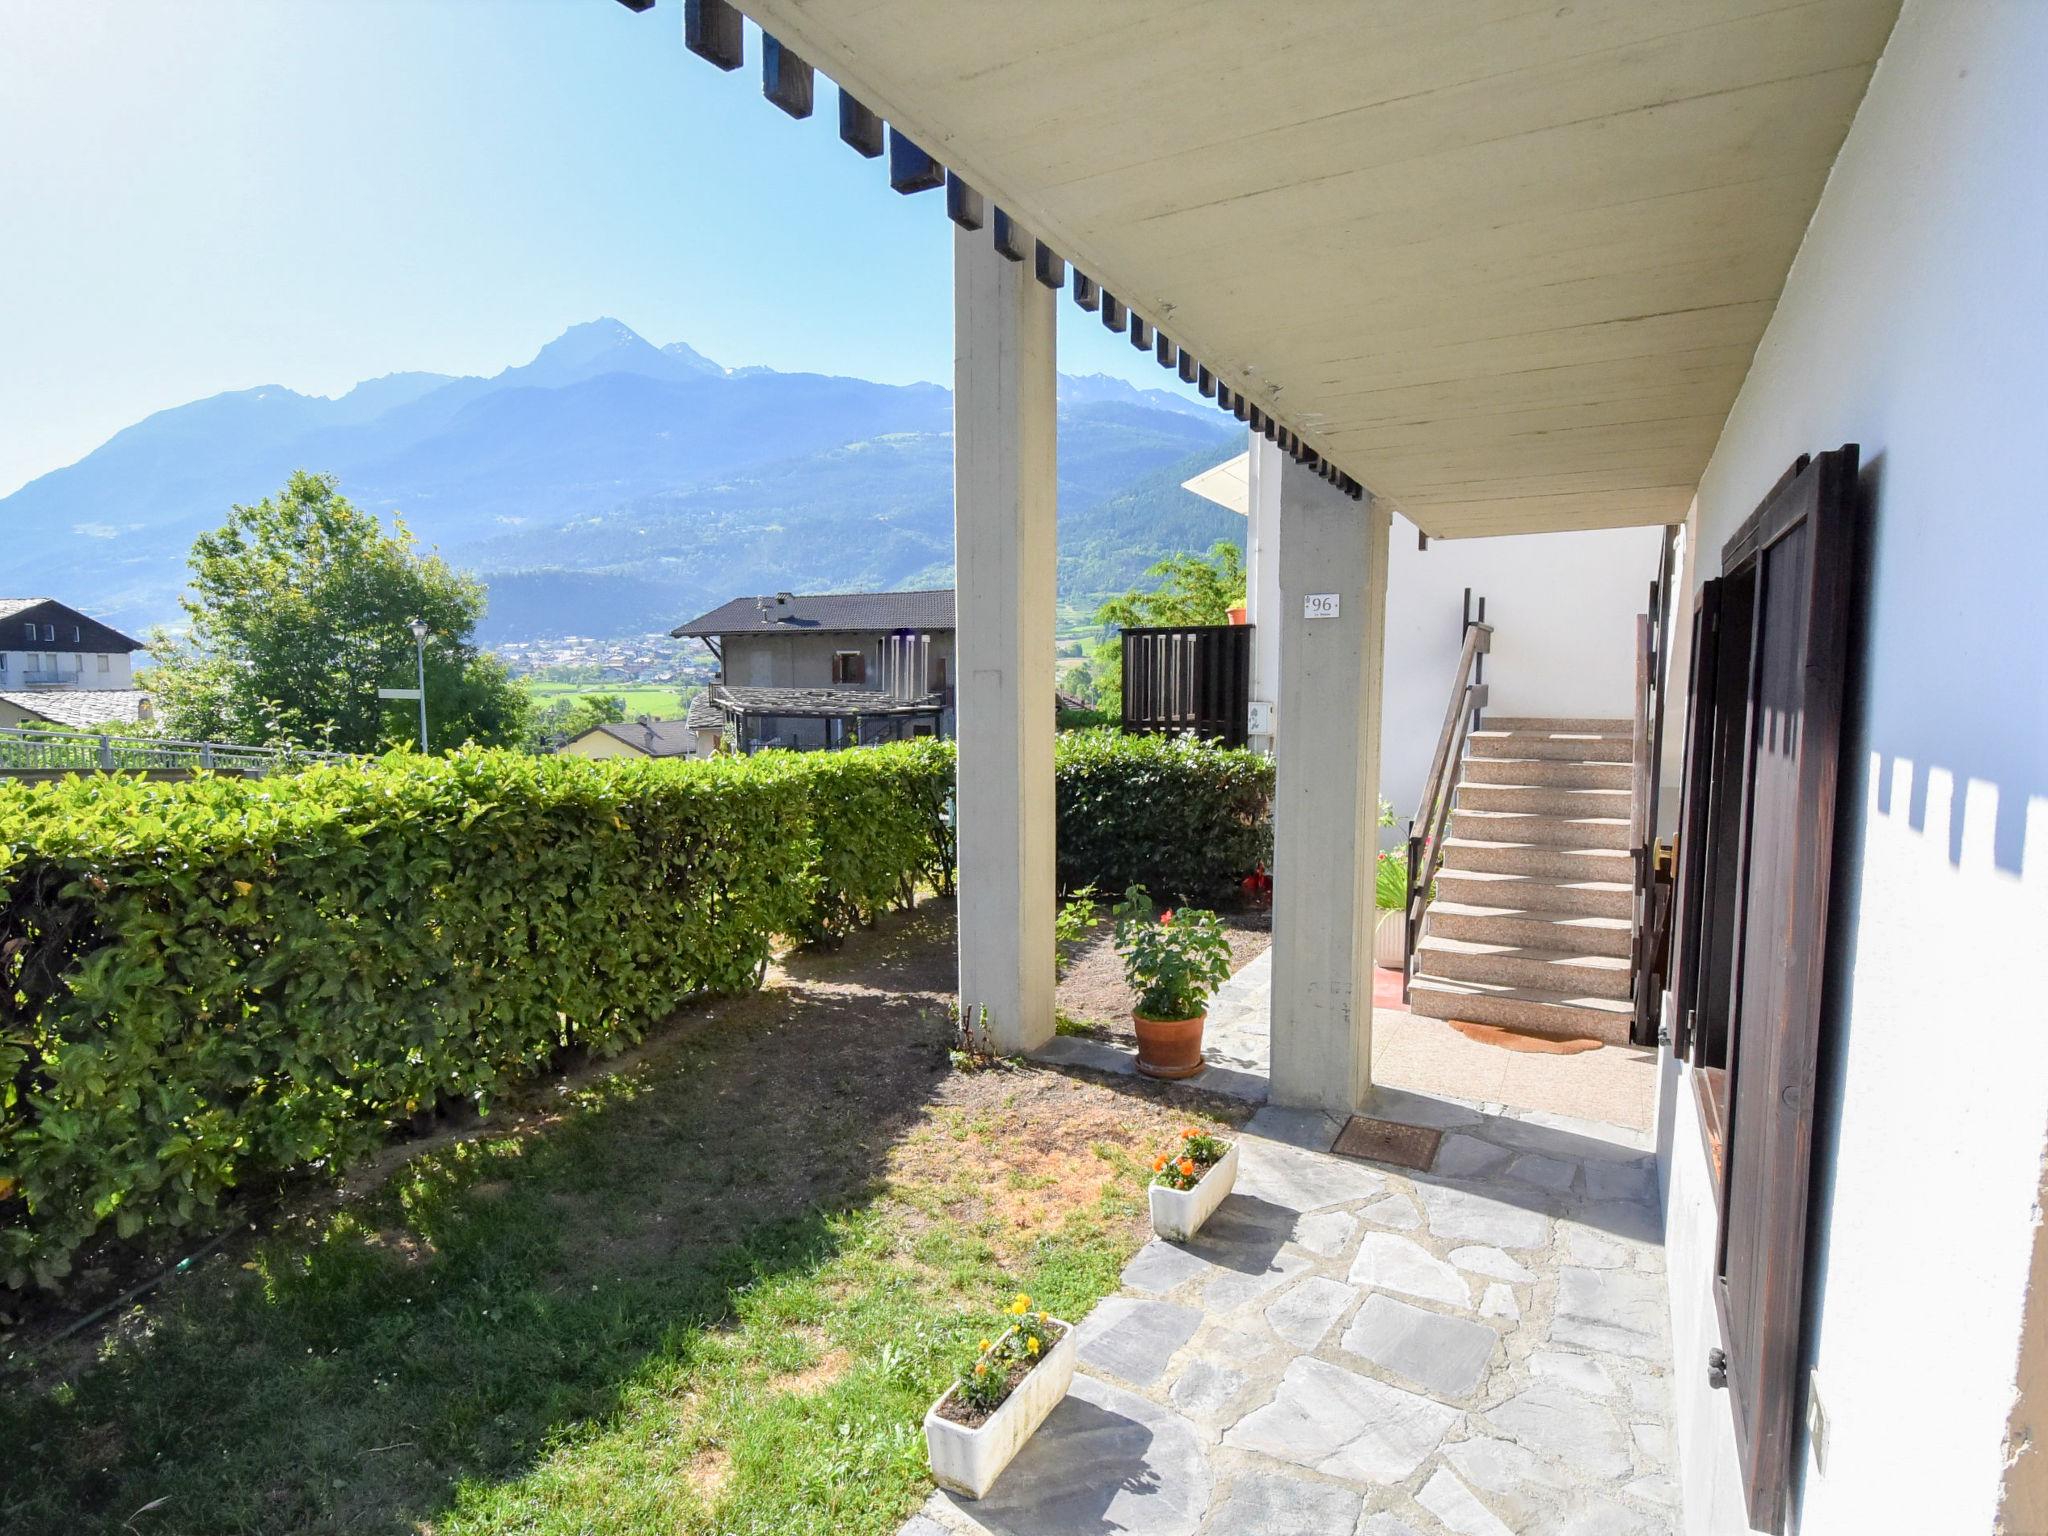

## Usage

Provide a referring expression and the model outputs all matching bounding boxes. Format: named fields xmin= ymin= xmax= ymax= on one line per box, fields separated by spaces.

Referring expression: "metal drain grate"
xmin=1330 ymin=1115 xmax=1442 ymax=1172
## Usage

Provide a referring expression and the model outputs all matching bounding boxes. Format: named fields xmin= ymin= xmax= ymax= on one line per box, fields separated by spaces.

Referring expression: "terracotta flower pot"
xmin=1132 ymin=1010 xmax=1207 ymax=1079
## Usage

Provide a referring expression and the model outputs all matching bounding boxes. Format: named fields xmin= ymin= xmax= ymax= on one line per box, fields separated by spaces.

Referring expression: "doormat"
xmin=1447 ymin=1018 xmax=1603 ymax=1055
xmin=1331 ymin=1116 xmax=1442 ymax=1172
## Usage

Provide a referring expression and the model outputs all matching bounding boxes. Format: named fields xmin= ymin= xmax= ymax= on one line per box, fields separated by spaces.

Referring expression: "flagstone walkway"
xmin=902 ymin=1089 xmax=1676 ymax=1536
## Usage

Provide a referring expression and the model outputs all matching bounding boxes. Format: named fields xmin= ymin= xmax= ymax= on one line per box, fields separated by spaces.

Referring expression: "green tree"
xmin=1087 ymin=541 xmax=1246 ymax=705
xmin=147 ymin=471 xmax=528 ymax=753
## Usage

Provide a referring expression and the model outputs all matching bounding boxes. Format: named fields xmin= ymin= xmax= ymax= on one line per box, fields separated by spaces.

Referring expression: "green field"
xmin=523 ymin=682 xmax=696 ymax=719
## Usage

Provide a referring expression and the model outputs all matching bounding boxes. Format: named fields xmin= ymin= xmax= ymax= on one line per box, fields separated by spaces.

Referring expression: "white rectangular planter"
xmin=924 ymin=1319 xmax=1077 ymax=1499
xmin=1148 ymin=1139 xmax=1239 ymax=1241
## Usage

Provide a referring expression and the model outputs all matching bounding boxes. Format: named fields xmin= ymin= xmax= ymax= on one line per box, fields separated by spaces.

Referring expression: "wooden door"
xmin=1711 ymin=444 xmax=1861 ymax=1533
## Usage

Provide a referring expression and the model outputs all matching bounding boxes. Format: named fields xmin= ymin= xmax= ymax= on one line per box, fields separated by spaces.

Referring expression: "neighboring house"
xmin=638 ymin=5 xmax=2047 ymax=1534
xmin=672 ymin=589 xmax=954 ymax=751
xmin=558 ymin=717 xmax=706 ymax=761
xmin=0 ymin=598 xmax=153 ymax=729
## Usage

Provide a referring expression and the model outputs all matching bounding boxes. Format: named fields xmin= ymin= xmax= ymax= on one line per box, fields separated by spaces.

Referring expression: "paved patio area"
xmin=902 ymin=1087 xmax=1675 ymax=1536
xmin=1047 ymin=950 xmax=1659 ymax=1134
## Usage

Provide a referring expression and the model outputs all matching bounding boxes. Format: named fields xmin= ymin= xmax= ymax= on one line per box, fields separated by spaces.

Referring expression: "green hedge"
xmin=1053 ymin=728 xmax=1274 ymax=903
xmin=0 ymin=744 xmax=952 ymax=1290
xmin=0 ymin=731 xmax=1264 ymax=1290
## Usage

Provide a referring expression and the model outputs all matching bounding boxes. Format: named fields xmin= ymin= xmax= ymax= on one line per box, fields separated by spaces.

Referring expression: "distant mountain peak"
xmin=662 ymin=339 xmax=726 ymax=376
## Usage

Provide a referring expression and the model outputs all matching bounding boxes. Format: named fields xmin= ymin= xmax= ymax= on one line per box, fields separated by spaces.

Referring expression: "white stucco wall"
xmin=1243 ymin=439 xmax=1662 ymax=828
xmin=1378 ymin=518 xmax=1665 ymax=827
xmin=1660 ymin=5 xmax=2048 ymax=1531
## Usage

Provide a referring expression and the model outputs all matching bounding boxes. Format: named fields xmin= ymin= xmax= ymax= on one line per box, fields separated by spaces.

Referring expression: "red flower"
xmin=1159 ymin=910 xmax=1175 ymax=925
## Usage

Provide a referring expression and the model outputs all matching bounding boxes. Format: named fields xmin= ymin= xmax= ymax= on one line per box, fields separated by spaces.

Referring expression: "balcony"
xmin=19 ymin=669 xmax=78 ymax=687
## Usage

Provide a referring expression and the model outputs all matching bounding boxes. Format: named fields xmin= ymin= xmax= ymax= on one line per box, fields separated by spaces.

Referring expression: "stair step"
xmin=1461 ymin=757 xmax=1634 ymax=790
xmin=1425 ymin=901 xmax=1634 ymax=958
xmin=1408 ymin=974 xmax=1636 ymax=1046
xmin=1456 ymin=784 xmax=1635 ymax=818
xmin=1449 ymin=808 xmax=1632 ymax=851
xmin=1467 ymin=732 xmax=1633 ymax=763
xmin=1438 ymin=838 xmax=1633 ymax=882
xmin=1432 ymin=869 xmax=1635 ymax=919
xmin=1416 ymin=935 xmax=1633 ymax=999
xmin=1481 ymin=716 xmax=1634 ymax=734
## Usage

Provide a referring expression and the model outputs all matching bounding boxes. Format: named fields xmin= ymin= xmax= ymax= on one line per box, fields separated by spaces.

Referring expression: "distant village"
xmin=491 ymin=632 xmax=714 ymax=688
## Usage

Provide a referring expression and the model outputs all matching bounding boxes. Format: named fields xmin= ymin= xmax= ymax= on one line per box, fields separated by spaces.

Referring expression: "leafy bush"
xmin=0 ymin=744 xmax=948 ymax=1290
xmin=1053 ymin=728 xmax=1274 ymax=902
xmin=0 ymin=731 xmax=1259 ymax=1289
xmin=796 ymin=737 xmax=955 ymax=940
xmin=1055 ymin=706 xmax=1117 ymax=732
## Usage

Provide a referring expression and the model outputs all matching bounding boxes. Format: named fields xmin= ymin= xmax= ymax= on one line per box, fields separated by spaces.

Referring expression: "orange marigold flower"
xmin=973 ymin=1362 xmax=988 ymax=1376
xmin=1181 ymin=1128 xmax=1198 ymax=1140
xmin=1152 ymin=1155 xmax=1167 ymax=1171
xmin=1177 ymin=1158 xmax=1196 ymax=1178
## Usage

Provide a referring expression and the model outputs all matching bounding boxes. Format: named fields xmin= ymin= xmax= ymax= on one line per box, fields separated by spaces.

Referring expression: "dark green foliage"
xmin=1056 ymin=706 xmax=1118 ymax=731
xmin=1053 ymin=729 xmax=1274 ymax=904
xmin=0 ymin=743 xmax=952 ymax=1290
xmin=797 ymin=738 xmax=955 ymax=940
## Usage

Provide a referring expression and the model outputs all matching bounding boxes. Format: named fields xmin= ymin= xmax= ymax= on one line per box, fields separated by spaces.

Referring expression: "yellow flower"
xmin=980 ymin=1338 xmax=993 ymax=1352
xmin=1009 ymin=1294 xmax=1031 ymax=1315
xmin=1026 ymin=1336 xmax=1041 ymax=1356
xmin=1038 ymin=1311 xmax=1050 ymax=1323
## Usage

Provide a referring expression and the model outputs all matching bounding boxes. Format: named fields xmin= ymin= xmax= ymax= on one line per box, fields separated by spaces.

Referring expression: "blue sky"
xmin=0 ymin=0 xmax=1201 ymax=499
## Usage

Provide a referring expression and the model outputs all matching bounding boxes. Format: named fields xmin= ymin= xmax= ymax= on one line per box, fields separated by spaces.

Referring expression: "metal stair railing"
xmin=1403 ymin=618 xmax=1491 ymax=1001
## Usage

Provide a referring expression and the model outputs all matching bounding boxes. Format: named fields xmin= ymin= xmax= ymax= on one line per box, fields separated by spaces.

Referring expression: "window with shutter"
xmin=1669 ymin=445 xmax=1861 ymax=1533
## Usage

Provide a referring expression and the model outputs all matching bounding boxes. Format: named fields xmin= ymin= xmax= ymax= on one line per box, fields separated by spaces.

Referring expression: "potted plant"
xmin=1374 ymin=850 xmax=1409 ymax=970
xmin=1149 ymin=1126 xmax=1239 ymax=1241
xmin=1114 ymin=885 xmax=1234 ymax=1080
xmin=1372 ymin=797 xmax=1408 ymax=970
xmin=924 ymin=1294 xmax=1078 ymax=1499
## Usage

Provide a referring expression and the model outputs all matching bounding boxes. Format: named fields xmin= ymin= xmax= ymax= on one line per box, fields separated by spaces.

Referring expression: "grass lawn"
xmin=0 ymin=905 xmax=1244 ymax=1536
xmin=523 ymin=682 xmax=695 ymax=719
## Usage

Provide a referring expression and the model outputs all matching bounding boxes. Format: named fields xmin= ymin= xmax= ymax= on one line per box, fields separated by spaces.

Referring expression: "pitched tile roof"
xmin=579 ymin=718 xmax=702 ymax=757
xmin=673 ymin=588 xmax=954 ymax=638
xmin=0 ymin=598 xmax=144 ymax=653
xmin=0 ymin=689 xmax=155 ymax=728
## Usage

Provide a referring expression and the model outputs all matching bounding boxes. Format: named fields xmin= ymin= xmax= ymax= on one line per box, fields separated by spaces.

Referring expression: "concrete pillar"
xmin=1267 ymin=457 xmax=1392 ymax=1113
xmin=1243 ymin=434 xmax=1284 ymax=755
xmin=953 ymin=224 xmax=1058 ymax=1054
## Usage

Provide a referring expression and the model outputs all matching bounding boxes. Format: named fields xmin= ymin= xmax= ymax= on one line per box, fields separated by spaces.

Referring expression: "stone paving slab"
xmin=902 ymin=1098 xmax=1678 ymax=1536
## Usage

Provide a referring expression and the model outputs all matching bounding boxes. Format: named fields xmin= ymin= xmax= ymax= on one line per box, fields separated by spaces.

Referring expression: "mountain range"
xmin=7 ymin=318 xmax=1245 ymax=643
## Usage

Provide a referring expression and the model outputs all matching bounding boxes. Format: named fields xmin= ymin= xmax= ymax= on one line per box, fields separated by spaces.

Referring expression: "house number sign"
xmin=1303 ymin=593 xmax=1341 ymax=620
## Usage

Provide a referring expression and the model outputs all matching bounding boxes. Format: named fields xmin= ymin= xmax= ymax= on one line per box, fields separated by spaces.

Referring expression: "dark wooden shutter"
xmin=1712 ymin=444 xmax=1861 ymax=1533
xmin=1668 ymin=579 xmax=1722 ymax=1061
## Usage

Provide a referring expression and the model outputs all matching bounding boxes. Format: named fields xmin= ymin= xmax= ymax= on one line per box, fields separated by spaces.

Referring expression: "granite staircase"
xmin=1407 ymin=715 xmax=1638 ymax=1045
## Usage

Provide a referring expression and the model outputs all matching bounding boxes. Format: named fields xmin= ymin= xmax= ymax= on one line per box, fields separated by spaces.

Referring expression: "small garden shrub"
xmin=1053 ymin=728 xmax=1274 ymax=902
xmin=0 ymin=744 xmax=948 ymax=1290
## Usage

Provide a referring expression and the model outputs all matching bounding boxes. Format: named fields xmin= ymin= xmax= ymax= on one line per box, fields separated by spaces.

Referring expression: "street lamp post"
xmin=409 ymin=619 xmax=430 ymax=752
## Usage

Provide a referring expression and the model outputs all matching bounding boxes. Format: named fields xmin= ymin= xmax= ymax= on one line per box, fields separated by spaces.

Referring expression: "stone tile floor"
xmin=902 ymin=1090 xmax=1676 ymax=1536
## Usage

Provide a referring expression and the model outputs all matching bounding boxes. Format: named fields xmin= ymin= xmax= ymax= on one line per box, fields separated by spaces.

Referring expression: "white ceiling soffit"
xmin=731 ymin=0 xmax=1898 ymax=537
xmin=1182 ymin=452 xmax=1250 ymax=517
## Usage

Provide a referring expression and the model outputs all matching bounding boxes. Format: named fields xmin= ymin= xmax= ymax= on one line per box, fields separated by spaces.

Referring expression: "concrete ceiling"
xmin=731 ymin=0 xmax=1898 ymax=537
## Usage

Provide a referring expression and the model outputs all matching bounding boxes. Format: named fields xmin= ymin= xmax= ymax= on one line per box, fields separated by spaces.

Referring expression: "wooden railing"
xmin=1402 ymin=619 xmax=1492 ymax=999
xmin=1119 ymin=623 xmax=1253 ymax=747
